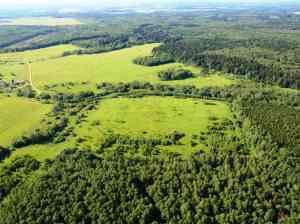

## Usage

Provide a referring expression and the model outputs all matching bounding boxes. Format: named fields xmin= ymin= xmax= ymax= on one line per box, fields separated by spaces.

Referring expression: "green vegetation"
xmin=133 ymin=54 xmax=174 ymax=66
xmin=74 ymin=96 xmax=232 ymax=154
xmin=0 ymin=44 xmax=80 ymax=62
xmin=155 ymin=37 xmax=300 ymax=89
xmin=0 ymin=149 xmax=299 ymax=224
xmin=0 ymin=17 xmax=82 ymax=26
xmin=158 ymin=67 xmax=194 ymax=81
xmin=0 ymin=43 xmax=235 ymax=89
xmin=0 ymin=96 xmax=52 ymax=147
xmin=0 ymin=6 xmax=300 ymax=223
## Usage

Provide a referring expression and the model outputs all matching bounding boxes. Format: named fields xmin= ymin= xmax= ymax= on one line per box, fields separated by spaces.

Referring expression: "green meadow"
xmin=0 ymin=43 xmax=235 ymax=88
xmin=0 ymin=44 xmax=79 ymax=63
xmin=3 ymin=96 xmax=232 ymax=162
xmin=0 ymin=17 xmax=82 ymax=26
xmin=0 ymin=96 xmax=52 ymax=147
xmin=73 ymin=96 xmax=232 ymax=154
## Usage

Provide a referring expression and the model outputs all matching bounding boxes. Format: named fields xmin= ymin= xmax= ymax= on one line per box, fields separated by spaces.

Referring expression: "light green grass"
xmin=0 ymin=17 xmax=82 ymax=26
xmin=0 ymin=44 xmax=80 ymax=63
xmin=0 ymin=43 xmax=235 ymax=88
xmin=0 ymin=96 xmax=52 ymax=147
xmin=0 ymin=96 xmax=232 ymax=163
xmin=74 ymin=96 xmax=232 ymax=154
xmin=1 ymin=144 xmax=67 ymax=167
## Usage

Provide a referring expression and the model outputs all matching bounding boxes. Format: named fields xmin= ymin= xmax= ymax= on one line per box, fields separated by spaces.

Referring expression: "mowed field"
xmin=74 ymin=96 xmax=232 ymax=154
xmin=0 ymin=96 xmax=52 ymax=147
xmin=0 ymin=43 xmax=235 ymax=88
xmin=0 ymin=17 xmax=82 ymax=26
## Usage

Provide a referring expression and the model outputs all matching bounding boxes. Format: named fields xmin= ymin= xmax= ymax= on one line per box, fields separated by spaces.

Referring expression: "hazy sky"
xmin=0 ymin=0 xmax=298 ymax=9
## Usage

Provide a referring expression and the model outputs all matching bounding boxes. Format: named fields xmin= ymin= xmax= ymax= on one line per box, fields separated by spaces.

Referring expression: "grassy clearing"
xmin=0 ymin=44 xmax=80 ymax=63
xmin=0 ymin=96 xmax=52 ymax=147
xmin=1 ymin=96 xmax=232 ymax=162
xmin=74 ymin=96 xmax=232 ymax=155
xmin=0 ymin=17 xmax=82 ymax=26
xmin=0 ymin=44 xmax=80 ymax=81
xmin=0 ymin=43 xmax=235 ymax=88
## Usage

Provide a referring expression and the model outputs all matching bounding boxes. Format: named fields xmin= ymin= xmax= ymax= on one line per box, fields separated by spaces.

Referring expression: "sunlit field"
xmin=0 ymin=43 xmax=235 ymax=89
xmin=0 ymin=96 xmax=52 ymax=147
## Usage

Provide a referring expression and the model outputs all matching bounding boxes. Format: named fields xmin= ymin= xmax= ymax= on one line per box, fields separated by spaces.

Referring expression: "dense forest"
xmin=0 ymin=148 xmax=299 ymax=224
xmin=154 ymin=39 xmax=300 ymax=89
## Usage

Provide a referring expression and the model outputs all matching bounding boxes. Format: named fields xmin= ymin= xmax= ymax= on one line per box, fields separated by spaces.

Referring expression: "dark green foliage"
xmin=0 ymin=149 xmax=298 ymax=223
xmin=0 ymin=156 xmax=40 ymax=202
xmin=98 ymin=131 xmax=185 ymax=156
xmin=158 ymin=67 xmax=194 ymax=81
xmin=154 ymin=38 xmax=300 ymax=88
xmin=0 ymin=146 xmax=10 ymax=162
xmin=241 ymin=103 xmax=300 ymax=148
xmin=12 ymin=117 xmax=69 ymax=148
xmin=0 ymin=26 xmax=53 ymax=50
xmin=16 ymin=85 xmax=36 ymax=98
xmin=133 ymin=54 xmax=174 ymax=66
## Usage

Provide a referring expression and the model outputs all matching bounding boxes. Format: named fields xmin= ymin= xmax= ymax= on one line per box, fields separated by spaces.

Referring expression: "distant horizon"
xmin=1 ymin=0 xmax=299 ymax=11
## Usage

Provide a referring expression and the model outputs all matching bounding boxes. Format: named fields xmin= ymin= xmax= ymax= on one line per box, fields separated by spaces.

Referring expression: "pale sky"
xmin=0 ymin=0 xmax=298 ymax=9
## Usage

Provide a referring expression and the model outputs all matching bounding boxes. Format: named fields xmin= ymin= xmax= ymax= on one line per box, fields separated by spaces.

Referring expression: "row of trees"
xmin=133 ymin=54 xmax=174 ymax=67
xmin=98 ymin=131 xmax=185 ymax=156
xmin=12 ymin=117 xmax=69 ymax=148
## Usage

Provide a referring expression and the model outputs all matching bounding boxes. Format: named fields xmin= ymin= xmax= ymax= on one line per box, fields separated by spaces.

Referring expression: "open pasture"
xmin=0 ymin=44 xmax=79 ymax=63
xmin=0 ymin=43 xmax=235 ymax=88
xmin=0 ymin=96 xmax=52 ymax=147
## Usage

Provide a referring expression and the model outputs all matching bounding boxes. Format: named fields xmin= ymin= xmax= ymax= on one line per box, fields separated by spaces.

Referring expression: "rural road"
xmin=27 ymin=61 xmax=40 ymax=94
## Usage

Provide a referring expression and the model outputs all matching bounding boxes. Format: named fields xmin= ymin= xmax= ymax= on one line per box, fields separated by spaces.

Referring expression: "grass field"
xmin=74 ymin=96 xmax=232 ymax=154
xmin=0 ymin=96 xmax=52 ymax=147
xmin=0 ymin=43 xmax=235 ymax=88
xmin=0 ymin=44 xmax=80 ymax=63
xmin=0 ymin=17 xmax=82 ymax=26
xmin=1 ymin=96 xmax=232 ymax=163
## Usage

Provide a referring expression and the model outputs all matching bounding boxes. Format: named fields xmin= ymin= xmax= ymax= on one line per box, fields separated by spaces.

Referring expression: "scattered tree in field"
xmin=158 ymin=67 xmax=193 ymax=81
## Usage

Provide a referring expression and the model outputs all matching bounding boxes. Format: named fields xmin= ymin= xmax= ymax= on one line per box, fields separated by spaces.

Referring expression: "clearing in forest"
xmin=74 ymin=96 xmax=233 ymax=155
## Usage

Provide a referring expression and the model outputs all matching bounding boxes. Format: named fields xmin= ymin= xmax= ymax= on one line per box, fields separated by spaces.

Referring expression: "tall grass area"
xmin=0 ymin=96 xmax=52 ymax=147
